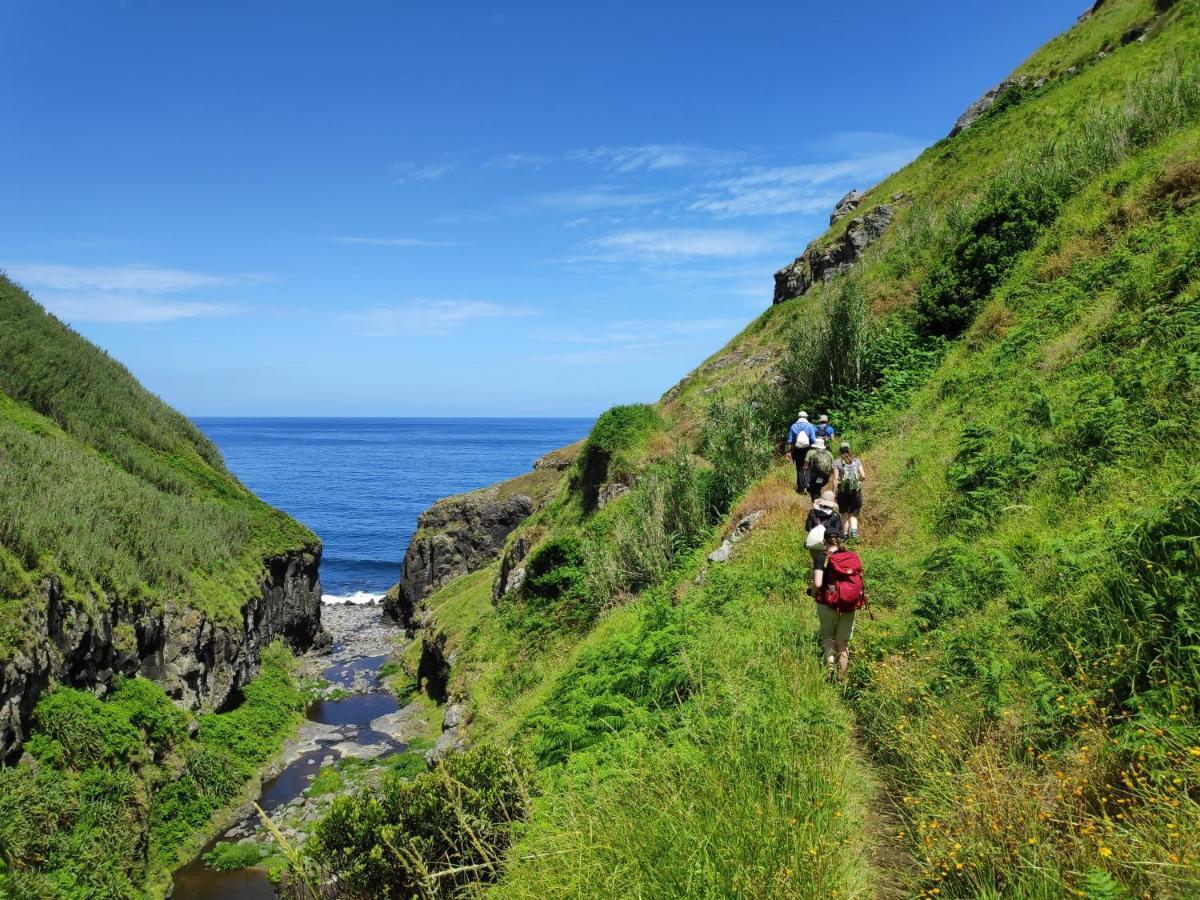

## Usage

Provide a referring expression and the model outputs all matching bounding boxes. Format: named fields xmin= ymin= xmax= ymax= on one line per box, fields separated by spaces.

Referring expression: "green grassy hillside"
xmin=0 ymin=275 xmax=317 ymax=656
xmin=297 ymin=2 xmax=1200 ymax=897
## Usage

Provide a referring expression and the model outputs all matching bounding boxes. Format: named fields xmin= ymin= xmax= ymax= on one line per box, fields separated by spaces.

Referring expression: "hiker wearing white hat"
xmin=804 ymin=489 xmax=844 ymax=595
xmin=802 ymin=437 xmax=835 ymax=502
xmin=785 ymin=411 xmax=818 ymax=494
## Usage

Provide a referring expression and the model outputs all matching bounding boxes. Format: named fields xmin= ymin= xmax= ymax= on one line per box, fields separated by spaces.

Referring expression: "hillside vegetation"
xmin=0 ymin=277 xmax=325 ymax=896
xmin=298 ymin=2 xmax=1200 ymax=898
xmin=0 ymin=275 xmax=317 ymax=654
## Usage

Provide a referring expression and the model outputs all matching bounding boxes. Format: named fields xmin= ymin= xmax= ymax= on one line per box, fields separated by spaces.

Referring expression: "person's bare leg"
xmin=821 ymin=638 xmax=837 ymax=671
xmin=835 ymin=639 xmax=850 ymax=677
xmin=849 ymin=514 xmax=859 ymax=536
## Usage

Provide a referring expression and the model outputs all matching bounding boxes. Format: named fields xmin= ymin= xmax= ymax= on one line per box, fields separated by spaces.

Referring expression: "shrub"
xmin=917 ymin=180 xmax=1063 ymax=336
xmin=27 ymin=686 xmax=144 ymax=769
xmin=204 ymin=841 xmax=270 ymax=871
xmin=307 ymin=744 xmax=532 ymax=898
xmin=572 ymin=404 xmax=659 ymax=511
xmin=943 ymin=425 xmax=1042 ymax=531
xmin=699 ymin=394 xmax=775 ymax=518
xmin=107 ymin=676 xmax=190 ymax=761
xmin=525 ymin=596 xmax=688 ymax=766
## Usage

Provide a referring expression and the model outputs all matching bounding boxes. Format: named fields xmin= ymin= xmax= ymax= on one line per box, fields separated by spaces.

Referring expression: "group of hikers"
xmin=785 ymin=411 xmax=868 ymax=679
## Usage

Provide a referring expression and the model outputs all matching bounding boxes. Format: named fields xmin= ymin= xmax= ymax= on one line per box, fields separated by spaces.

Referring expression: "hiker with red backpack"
xmin=804 ymin=490 xmax=843 ymax=595
xmin=814 ymin=529 xmax=867 ymax=679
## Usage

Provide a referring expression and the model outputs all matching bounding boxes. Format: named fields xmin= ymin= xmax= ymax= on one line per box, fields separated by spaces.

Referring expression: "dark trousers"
xmin=808 ymin=473 xmax=829 ymax=501
xmin=793 ymin=455 xmax=809 ymax=493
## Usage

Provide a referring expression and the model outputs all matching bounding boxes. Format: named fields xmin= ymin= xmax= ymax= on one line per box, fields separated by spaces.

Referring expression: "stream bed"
xmin=170 ymin=603 xmax=427 ymax=899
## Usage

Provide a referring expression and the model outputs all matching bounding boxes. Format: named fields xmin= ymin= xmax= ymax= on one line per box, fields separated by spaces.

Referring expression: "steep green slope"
xmin=298 ymin=2 xmax=1200 ymax=897
xmin=0 ymin=275 xmax=316 ymax=649
xmin=0 ymin=278 xmax=326 ymax=896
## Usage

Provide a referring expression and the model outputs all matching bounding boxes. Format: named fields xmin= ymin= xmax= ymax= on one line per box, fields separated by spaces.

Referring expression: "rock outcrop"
xmin=829 ymin=189 xmax=862 ymax=224
xmin=773 ymin=204 xmax=894 ymax=303
xmin=0 ymin=549 xmax=324 ymax=762
xmin=493 ymin=535 xmax=529 ymax=601
xmin=948 ymin=77 xmax=1028 ymax=137
xmin=382 ymin=488 xmax=534 ymax=628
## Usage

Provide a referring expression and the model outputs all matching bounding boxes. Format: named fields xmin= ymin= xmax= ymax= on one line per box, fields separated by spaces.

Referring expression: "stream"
xmin=170 ymin=603 xmax=423 ymax=899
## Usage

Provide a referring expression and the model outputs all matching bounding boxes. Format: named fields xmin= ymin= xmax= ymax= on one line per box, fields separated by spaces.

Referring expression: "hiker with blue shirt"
xmin=815 ymin=414 xmax=836 ymax=446
xmin=785 ymin=411 xmax=818 ymax=494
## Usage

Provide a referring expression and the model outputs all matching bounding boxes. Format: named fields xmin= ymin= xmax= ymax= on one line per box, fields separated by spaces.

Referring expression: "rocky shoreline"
xmin=178 ymin=601 xmax=435 ymax=881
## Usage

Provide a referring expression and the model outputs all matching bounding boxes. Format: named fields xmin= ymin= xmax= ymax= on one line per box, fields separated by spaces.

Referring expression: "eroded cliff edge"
xmin=0 ymin=547 xmax=325 ymax=762
xmin=382 ymin=444 xmax=577 ymax=630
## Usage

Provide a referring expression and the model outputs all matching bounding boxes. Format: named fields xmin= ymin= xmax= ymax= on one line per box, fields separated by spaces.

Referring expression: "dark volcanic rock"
xmin=382 ymin=488 xmax=533 ymax=628
xmin=0 ymin=549 xmax=323 ymax=762
xmin=773 ymin=204 xmax=894 ymax=303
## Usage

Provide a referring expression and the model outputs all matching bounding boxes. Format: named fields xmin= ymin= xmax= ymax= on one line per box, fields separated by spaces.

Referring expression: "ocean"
xmin=193 ymin=418 xmax=593 ymax=603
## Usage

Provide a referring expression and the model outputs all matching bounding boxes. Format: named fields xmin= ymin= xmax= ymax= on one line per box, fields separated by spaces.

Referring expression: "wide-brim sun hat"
xmin=819 ymin=415 xmax=829 ymax=423
xmin=812 ymin=438 xmax=826 ymax=449
xmin=840 ymin=442 xmax=850 ymax=452
xmin=798 ymin=410 xmax=809 ymax=419
xmin=815 ymin=491 xmax=837 ymax=510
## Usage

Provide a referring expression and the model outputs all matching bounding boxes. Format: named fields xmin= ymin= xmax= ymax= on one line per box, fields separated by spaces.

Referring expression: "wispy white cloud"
xmin=533 ymin=188 xmax=668 ymax=212
xmin=327 ymin=236 xmax=458 ymax=248
xmin=588 ymin=227 xmax=782 ymax=260
xmin=348 ymin=299 xmax=535 ymax=336
xmin=689 ymin=141 xmax=924 ymax=218
xmin=37 ymin=293 xmax=243 ymax=324
xmin=3 ymin=261 xmax=258 ymax=294
xmin=485 ymin=152 xmax=552 ymax=170
xmin=570 ymin=143 xmax=743 ymax=173
xmin=392 ymin=161 xmax=455 ymax=185
xmin=3 ymin=261 xmax=262 ymax=324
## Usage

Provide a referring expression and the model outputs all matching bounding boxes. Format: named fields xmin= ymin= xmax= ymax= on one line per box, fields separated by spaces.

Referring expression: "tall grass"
xmin=496 ymin=533 xmax=874 ymax=899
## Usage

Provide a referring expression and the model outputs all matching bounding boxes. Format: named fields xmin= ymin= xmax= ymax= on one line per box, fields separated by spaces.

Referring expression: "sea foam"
xmin=322 ymin=591 xmax=385 ymax=606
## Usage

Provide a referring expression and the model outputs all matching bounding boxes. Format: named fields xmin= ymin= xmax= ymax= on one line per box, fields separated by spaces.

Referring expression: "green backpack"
xmin=809 ymin=448 xmax=834 ymax=477
xmin=839 ymin=459 xmax=862 ymax=493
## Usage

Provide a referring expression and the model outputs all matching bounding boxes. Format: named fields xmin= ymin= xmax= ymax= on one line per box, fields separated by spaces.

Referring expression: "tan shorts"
xmin=816 ymin=603 xmax=855 ymax=641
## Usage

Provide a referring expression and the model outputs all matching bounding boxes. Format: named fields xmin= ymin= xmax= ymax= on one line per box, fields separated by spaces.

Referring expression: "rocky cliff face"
xmin=0 ymin=548 xmax=325 ymax=762
xmin=382 ymin=489 xmax=534 ymax=629
xmin=773 ymin=203 xmax=894 ymax=303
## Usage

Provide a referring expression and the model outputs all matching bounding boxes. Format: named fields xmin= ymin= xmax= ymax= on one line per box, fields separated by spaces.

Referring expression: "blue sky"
xmin=1 ymin=0 xmax=1085 ymax=416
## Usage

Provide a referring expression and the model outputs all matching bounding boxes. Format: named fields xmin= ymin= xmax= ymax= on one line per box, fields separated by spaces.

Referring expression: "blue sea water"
xmin=193 ymin=418 xmax=593 ymax=602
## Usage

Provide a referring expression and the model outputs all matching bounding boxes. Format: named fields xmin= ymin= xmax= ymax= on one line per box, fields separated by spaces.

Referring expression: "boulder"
xmin=829 ymin=189 xmax=862 ymax=225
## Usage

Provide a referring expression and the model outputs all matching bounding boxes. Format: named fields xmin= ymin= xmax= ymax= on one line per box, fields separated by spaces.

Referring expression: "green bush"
xmin=307 ymin=744 xmax=532 ymax=898
xmin=917 ymin=180 xmax=1063 ymax=336
xmin=525 ymin=595 xmax=688 ymax=766
xmin=203 ymin=841 xmax=270 ymax=871
xmin=27 ymin=686 xmax=145 ymax=770
xmin=571 ymin=403 xmax=659 ymax=511
xmin=699 ymin=395 xmax=775 ymax=517
xmin=943 ymin=425 xmax=1042 ymax=531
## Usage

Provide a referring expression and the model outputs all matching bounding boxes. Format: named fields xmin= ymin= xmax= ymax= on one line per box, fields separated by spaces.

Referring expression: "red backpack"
xmin=819 ymin=549 xmax=866 ymax=613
